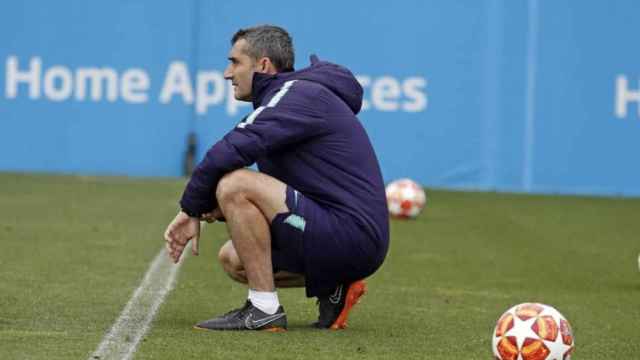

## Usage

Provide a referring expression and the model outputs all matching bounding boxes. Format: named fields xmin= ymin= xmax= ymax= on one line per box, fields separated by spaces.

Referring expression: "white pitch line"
xmin=88 ymin=246 xmax=187 ymax=360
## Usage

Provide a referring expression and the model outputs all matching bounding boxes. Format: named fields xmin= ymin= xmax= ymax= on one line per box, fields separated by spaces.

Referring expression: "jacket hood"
xmin=251 ymin=55 xmax=363 ymax=114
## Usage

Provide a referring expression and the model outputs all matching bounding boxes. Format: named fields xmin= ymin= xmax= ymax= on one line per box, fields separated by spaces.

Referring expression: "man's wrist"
xmin=181 ymin=208 xmax=200 ymax=218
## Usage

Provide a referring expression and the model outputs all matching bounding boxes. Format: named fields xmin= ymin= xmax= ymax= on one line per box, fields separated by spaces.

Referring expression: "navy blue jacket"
xmin=180 ymin=55 xmax=389 ymax=251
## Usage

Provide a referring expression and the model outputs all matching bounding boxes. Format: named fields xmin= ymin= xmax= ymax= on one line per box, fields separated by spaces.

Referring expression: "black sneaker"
xmin=194 ymin=300 xmax=287 ymax=332
xmin=313 ymin=280 xmax=367 ymax=330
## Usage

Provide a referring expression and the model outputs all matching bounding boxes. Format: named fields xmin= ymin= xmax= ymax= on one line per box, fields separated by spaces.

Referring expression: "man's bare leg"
xmin=218 ymin=240 xmax=305 ymax=287
xmin=192 ymin=169 xmax=295 ymax=330
xmin=215 ymin=169 xmax=289 ymax=292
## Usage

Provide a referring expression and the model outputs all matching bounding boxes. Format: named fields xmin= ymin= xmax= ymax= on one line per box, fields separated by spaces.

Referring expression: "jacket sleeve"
xmin=179 ymin=80 xmax=328 ymax=217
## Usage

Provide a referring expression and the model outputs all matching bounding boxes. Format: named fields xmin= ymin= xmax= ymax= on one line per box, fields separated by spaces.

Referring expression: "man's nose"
xmin=223 ymin=66 xmax=232 ymax=80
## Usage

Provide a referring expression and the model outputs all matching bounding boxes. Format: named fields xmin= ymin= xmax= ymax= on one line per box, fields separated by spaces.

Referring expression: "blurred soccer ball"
xmin=492 ymin=303 xmax=575 ymax=360
xmin=385 ymin=178 xmax=426 ymax=218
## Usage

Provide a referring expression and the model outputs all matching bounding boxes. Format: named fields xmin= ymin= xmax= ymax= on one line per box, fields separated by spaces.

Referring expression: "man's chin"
xmin=235 ymin=93 xmax=252 ymax=102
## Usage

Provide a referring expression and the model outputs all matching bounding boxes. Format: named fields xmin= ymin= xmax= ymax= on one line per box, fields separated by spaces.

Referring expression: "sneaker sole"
xmin=192 ymin=325 xmax=287 ymax=332
xmin=329 ymin=280 xmax=367 ymax=330
xmin=262 ymin=326 xmax=287 ymax=333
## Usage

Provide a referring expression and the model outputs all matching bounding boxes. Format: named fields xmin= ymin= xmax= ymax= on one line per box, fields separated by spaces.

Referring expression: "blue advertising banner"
xmin=1 ymin=0 xmax=639 ymax=196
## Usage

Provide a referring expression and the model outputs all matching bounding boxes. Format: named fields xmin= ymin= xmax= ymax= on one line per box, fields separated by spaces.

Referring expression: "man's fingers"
xmin=171 ymin=248 xmax=182 ymax=264
xmin=212 ymin=207 xmax=225 ymax=221
xmin=167 ymin=241 xmax=180 ymax=261
xmin=193 ymin=219 xmax=201 ymax=255
xmin=201 ymin=212 xmax=212 ymax=221
xmin=164 ymin=211 xmax=190 ymax=263
xmin=200 ymin=212 xmax=217 ymax=223
xmin=176 ymin=244 xmax=185 ymax=252
xmin=164 ymin=225 xmax=175 ymax=258
xmin=192 ymin=235 xmax=199 ymax=256
xmin=164 ymin=212 xmax=202 ymax=262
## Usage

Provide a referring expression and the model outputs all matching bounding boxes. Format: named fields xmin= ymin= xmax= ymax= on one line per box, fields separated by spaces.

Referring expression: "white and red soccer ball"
xmin=492 ymin=303 xmax=575 ymax=360
xmin=385 ymin=178 xmax=426 ymax=218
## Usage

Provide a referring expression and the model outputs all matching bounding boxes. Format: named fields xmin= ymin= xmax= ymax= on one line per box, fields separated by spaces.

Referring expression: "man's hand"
xmin=200 ymin=207 xmax=225 ymax=223
xmin=164 ymin=211 xmax=200 ymax=263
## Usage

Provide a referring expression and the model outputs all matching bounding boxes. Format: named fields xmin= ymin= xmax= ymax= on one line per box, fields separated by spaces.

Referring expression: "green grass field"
xmin=1 ymin=173 xmax=639 ymax=359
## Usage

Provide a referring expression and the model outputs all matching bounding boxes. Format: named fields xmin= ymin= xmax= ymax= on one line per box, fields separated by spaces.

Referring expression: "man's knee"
xmin=216 ymin=169 xmax=252 ymax=205
xmin=216 ymin=168 xmax=287 ymax=224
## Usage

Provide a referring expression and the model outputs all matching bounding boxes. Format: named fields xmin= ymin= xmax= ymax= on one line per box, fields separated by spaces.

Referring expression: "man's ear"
xmin=257 ymin=57 xmax=277 ymax=74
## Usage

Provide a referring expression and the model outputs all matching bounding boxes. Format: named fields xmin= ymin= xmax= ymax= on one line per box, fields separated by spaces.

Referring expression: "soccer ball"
xmin=385 ymin=178 xmax=426 ymax=218
xmin=492 ymin=303 xmax=575 ymax=360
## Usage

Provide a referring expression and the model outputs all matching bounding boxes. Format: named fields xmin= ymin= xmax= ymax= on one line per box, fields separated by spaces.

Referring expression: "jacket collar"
xmin=250 ymin=71 xmax=294 ymax=109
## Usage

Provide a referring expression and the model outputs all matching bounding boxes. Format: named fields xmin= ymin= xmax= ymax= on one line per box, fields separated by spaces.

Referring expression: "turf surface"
xmin=1 ymin=173 xmax=639 ymax=359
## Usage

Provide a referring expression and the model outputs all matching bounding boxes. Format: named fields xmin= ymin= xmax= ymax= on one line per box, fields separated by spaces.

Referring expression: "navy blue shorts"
xmin=270 ymin=186 xmax=384 ymax=298
xmin=270 ymin=186 xmax=307 ymax=275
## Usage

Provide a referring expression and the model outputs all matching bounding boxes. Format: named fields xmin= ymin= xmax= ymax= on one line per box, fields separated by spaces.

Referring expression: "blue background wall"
xmin=1 ymin=0 xmax=639 ymax=196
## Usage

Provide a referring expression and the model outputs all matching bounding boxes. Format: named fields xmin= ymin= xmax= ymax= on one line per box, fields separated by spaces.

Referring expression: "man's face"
xmin=224 ymin=39 xmax=257 ymax=101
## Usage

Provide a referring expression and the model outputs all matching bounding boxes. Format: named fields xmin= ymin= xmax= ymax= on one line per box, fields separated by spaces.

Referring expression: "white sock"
xmin=248 ymin=289 xmax=280 ymax=315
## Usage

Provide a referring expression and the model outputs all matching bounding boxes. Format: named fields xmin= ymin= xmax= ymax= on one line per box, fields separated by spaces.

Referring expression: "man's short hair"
xmin=231 ymin=25 xmax=295 ymax=72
